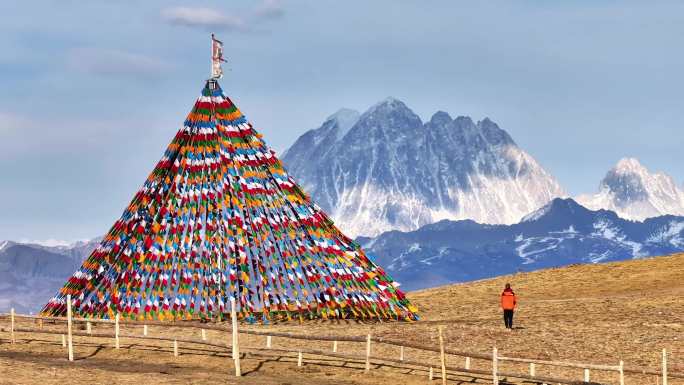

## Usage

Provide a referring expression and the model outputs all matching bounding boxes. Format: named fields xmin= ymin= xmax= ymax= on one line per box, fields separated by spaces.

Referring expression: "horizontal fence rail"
xmin=2 ymin=306 xmax=682 ymax=384
xmin=498 ymin=355 xmax=622 ymax=371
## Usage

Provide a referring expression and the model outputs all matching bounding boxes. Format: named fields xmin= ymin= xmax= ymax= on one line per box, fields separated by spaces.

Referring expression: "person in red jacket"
xmin=500 ymin=283 xmax=517 ymax=330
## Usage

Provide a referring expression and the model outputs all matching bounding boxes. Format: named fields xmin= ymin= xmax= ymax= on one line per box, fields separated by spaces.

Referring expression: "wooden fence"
xmin=2 ymin=297 xmax=681 ymax=385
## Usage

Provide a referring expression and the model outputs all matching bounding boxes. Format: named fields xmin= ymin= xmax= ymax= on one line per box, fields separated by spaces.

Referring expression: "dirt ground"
xmin=1 ymin=254 xmax=683 ymax=385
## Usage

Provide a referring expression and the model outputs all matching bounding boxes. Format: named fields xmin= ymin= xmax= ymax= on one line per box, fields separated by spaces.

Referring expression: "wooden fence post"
xmin=584 ymin=368 xmax=590 ymax=382
xmin=173 ymin=339 xmax=179 ymax=357
xmin=332 ymin=340 xmax=337 ymax=352
xmin=298 ymin=350 xmax=303 ymax=367
xmin=492 ymin=347 xmax=499 ymax=385
xmin=438 ymin=326 xmax=447 ymax=385
xmin=619 ymin=360 xmax=624 ymax=385
xmin=400 ymin=345 xmax=405 ymax=361
xmin=66 ymin=294 xmax=74 ymax=361
xmin=231 ymin=300 xmax=236 ymax=359
xmin=10 ymin=308 xmax=15 ymax=344
xmin=465 ymin=357 xmax=471 ymax=370
xmin=662 ymin=348 xmax=668 ymax=385
xmin=266 ymin=335 xmax=272 ymax=349
xmin=114 ymin=313 xmax=120 ymax=349
xmin=230 ymin=298 xmax=241 ymax=377
xmin=365 ymin=333 xmax=372 ymax=373
xmin=529 ymin=362 xmax=535 ymax=377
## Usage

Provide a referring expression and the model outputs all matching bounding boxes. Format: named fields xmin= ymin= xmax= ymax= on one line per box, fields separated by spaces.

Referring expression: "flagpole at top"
xmin=211 ymin=33 xmax=215 ymax=80
xmin=209 ymin=33 xmax=227 ymax=88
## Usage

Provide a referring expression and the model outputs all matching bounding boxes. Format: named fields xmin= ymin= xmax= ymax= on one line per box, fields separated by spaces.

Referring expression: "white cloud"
xmin=254 ymin=0 xmax=285 ymax=20
xmin=161 ymin=6 xmax=248 ymax=31
xmin=0 ymin=112 xmax=32 ymax=134
xmin=66 ymin=48 xmax=170 ymax=77
xmin=161 ymin=2 xmax=284 ymax=32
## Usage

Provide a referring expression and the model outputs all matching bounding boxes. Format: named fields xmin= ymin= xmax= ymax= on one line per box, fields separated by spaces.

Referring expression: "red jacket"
xmin=501 ymin=288 xmax=516 ymax=310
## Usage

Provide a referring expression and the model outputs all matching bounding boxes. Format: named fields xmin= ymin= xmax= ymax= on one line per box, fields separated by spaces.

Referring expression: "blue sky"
xmin=1 ymin=0 xmax=684 ymax=242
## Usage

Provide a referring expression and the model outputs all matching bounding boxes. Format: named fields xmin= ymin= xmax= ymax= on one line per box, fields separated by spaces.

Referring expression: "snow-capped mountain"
xmin=281 ymin=98 xmax=565 ymax=237
xmin=577 ymin=158 xmax=684 ymax=221
xmin=360 ymin=198 xmax=684 ymax=290
xmin=0 ymin=238 xmax=99 ymax=312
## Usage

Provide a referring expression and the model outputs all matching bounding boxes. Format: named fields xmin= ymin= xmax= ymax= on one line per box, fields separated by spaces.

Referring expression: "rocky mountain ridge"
xmin=282 ymin=98 xmax=565 ymax=237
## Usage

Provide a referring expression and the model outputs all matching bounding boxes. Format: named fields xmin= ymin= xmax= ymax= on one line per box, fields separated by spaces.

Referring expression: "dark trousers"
xmin=503 ymin=309 xmax=514 ymax=329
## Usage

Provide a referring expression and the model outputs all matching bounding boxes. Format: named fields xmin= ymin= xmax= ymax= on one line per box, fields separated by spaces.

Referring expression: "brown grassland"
xmin=0 ymin=253 xmax=682 ymax=384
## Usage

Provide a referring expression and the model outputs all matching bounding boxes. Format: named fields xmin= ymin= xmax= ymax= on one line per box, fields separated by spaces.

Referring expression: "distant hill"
xmin=0 ymin=239 xmax=99 ymax=312
xmin=362 ymin=198 xmax=684 ymax=291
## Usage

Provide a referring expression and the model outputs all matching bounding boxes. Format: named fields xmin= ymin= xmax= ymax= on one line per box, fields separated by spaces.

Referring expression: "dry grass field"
xmin=1 ymin=253 xmax=683 ymax=384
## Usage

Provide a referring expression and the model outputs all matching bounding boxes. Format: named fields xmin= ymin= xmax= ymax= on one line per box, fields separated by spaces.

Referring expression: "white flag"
xmin=211 ymin=34 xmax=226 ymax=79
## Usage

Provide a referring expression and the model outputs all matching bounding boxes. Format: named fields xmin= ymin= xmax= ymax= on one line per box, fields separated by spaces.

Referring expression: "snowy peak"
xmin=429 ymin=111 xmax=452 ymax=126
xmin=279 ymin=108 xmax=360 ymax=173
xmin=477 ymin=117 xmax=515 ymax=147
xmin=368 ymin=97 xmax=410 ymax=114
xmin=282 ymin=98 xmax=565 ymax=237
xmin=614 ymin=157 xmax=649 ymax=174
xmin=602 ymin=158 xmax=650 ymax=203
xmin=577 ymin=158 xmax=684 ymax=220
xmin=325 ymin=108 xmax=360 ymax=140
xmin=352 ymin=97 xmax=422 ymax=135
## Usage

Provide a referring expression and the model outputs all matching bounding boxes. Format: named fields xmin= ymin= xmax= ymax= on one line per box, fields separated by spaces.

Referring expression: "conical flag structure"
xmin=41 ymin=80 xmax=418 ymax=322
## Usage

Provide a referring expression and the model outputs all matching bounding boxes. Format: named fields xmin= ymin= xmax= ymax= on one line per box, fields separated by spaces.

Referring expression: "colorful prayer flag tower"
xmin=40 ymin=37 xmax=418 ymax=322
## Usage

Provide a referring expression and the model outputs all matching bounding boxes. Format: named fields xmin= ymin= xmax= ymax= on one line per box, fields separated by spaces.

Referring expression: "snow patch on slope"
xmin=515 ymin=231 xmax=579 ymax=264
xmin=646 ymin=221 xmax=684 ymax=248
xmin=387 ymin=242 xmax=421 ymax=270
xmin=591 ymin=219 xmax=645 ymax=257
xmin=420 ymin=247 xmax=449 ymax=265
xmin=330 ymin=144 xmax=565 ymax=237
